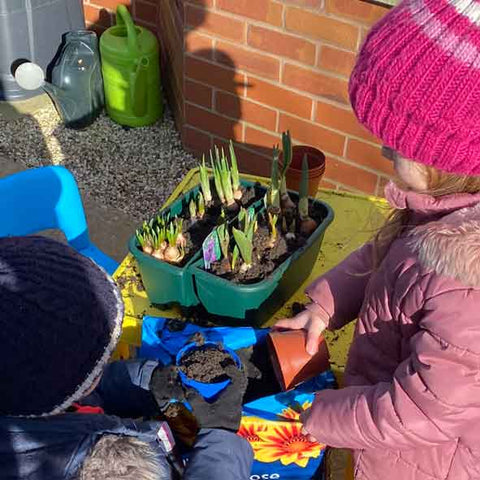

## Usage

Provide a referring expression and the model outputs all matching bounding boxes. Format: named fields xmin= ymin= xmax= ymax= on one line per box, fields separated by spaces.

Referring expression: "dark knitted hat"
xmin=0 ymin=236 xmax=124 ymax=417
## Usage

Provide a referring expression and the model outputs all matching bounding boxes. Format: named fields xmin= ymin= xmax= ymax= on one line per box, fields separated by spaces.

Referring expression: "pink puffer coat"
xmin=303 ymin=182 xmax=480 ymax=480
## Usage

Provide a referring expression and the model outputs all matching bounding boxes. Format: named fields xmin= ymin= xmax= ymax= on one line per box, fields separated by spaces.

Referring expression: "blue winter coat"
xmin=0 ymin=360 xmax=253 ymax=479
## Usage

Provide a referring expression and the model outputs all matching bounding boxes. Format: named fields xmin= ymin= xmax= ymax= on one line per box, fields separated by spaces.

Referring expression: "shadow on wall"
xmin=184 ymin=0 xmax=276 ymax=177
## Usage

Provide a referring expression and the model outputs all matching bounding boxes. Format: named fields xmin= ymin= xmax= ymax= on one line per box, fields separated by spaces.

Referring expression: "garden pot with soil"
xmin=129 ymin=142 xmax=266 ymax=307
xmin=285 ymin=146 xmax=326 ymax=197
xmin=191 ymin=194 xmax=334 ymax=320
xmin=191 ymin=133 xmax=333 ymax=321
xmin=176 ymin=341 xmax=242 ymax=400
xmin=267 ymin=330 xmax=330 ymax=391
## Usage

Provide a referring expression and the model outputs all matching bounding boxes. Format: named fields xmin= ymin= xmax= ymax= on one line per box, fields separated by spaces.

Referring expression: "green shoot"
xmin=197 ymin=191 xmax=205 ymax=218
xmin=220 ymin=148 xmax=235 ymax=205
xmin=229 ymin=140 xmax=242 ymax=199
xmin=281 ymin=130 xmax=292 ymax=188
xmin=281 ymin=130 xmax=293 ymax=177
xmin=299 ymin=154 xmax=309 ymax=220
xmin=135 ymin=229 xmax=145 ymax=248
xmin=238 ymin=207 xmax=246 ymax=229
xmin=238 ymin=207 xmax=256 ymax=238
xmin=166 ymin=221 xmax=179 ymax=247
xmin=189 ymin=199 xmax=197 ymax=219
xmin=210 ymin=150 xmax=225 ymax=204
xmin=199 ymin=155 xmax=212 ymax=204
xmin=152 ymin=225 xmax=166 ymax=251
xmin=267 ymin=146 xmax=281 ymax=210
xmin=217 ymin=222 xmax=230 ymax=260
xmin=267 ymin=212 xmax=278 ymax=248
xmin=232 ymin=227 xmax=253 ymax=267
xmin=231 ymin=245 xmax=239 ymax=271
xmin=282 ymin=216 xmax=288 ymax=233
xmin=280 ymin=131 xmax=295 ymax=210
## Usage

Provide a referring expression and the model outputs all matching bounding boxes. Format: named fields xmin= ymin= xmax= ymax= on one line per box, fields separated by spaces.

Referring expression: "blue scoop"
xmin=176 ymin=342 xmax=242 ymax=400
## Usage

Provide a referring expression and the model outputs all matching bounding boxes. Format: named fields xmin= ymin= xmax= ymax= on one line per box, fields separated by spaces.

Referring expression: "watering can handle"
xmin=115 ymin=5 xmax=138 ymax=54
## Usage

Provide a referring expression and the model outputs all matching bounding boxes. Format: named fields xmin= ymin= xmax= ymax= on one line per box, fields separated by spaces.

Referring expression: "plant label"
xmin=202 ymin=230 xmax=221 ymax=269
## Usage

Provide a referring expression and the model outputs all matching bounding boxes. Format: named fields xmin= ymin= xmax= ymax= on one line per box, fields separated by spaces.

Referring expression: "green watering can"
xmin=100 ymin=5 xmax=163 ymax=127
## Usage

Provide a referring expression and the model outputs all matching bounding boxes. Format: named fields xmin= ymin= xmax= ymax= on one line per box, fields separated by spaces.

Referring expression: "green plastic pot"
xmin=191 ymin=196 xmax=334 ymax=322
xmin=129 ymin=180 xmax=267 ymax=307
xmin=129 ymin=186 xmax=202 ymax=307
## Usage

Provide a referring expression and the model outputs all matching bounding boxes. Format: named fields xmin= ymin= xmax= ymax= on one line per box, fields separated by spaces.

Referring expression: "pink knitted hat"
xmin=350 ymin=0 xmax=480 ymax=176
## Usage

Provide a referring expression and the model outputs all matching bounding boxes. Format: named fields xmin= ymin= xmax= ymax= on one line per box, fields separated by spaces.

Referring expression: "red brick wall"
xmin=83 ymin=0 xmax=393 ymax=195
xmin=183 ymin=0 xmax=392 ymax=194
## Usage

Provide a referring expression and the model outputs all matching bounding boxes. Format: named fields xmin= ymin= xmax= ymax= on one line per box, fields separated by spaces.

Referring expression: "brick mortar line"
xmin=184 ymin=55 xmax=355 ymax=114
xmin=187 ymin=78 xmax=279 ymax=115
xmin=185 ymin=50 xmax=349 ymax=91
xmin=184 ymin=26 xmax=359 ymax=56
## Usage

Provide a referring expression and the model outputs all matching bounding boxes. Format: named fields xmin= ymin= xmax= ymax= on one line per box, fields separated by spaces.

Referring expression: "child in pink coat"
xmin=276 ymin=1 xmax=480 ymax=478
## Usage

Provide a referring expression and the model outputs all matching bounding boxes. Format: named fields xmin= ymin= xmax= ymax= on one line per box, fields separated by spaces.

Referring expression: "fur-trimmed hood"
xmin=385 ymin=181 xmax=480 ymax=287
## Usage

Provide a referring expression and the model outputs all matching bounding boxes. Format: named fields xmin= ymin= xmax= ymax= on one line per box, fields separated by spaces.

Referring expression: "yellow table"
xmin=113 ymin=167 xmax=389 ymax=384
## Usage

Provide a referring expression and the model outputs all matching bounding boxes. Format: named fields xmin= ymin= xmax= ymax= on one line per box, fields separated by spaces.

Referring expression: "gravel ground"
xmin=0 ymin=102 xmax=197 ymax=221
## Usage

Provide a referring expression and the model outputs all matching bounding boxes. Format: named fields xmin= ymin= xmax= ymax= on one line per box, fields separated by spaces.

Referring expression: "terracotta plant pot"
xmin=267 ymin=329 xmax=330 ymax=391
xmin=285 ymin=146 xmax=326 ymax=197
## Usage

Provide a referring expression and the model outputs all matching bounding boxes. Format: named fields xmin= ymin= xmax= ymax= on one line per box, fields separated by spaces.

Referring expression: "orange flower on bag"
xmin=255 ymin=421 xmax=323 ymax=468
xmin=238 ymin=417 xmax=269 ymax=449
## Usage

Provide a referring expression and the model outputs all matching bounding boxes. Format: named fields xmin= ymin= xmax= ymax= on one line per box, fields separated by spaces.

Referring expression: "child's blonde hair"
xmin=372 ymin=163 xmax=480 ymax=269
xmin=77 ymin=435 xmax=170 ymax=480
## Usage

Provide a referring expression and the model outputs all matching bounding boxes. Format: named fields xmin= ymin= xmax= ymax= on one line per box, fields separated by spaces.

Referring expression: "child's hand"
xmin=274 ymin=308 xmax=328 ymax=355
xmin=300 ymin=408 xmax=318 ymax=443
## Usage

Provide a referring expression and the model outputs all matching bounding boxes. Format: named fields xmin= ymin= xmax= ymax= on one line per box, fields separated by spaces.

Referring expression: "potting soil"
xmin=179 ymin=345 xmax=235 ymax=383
xmin=206 ymin=198 xmax=327 ymax=284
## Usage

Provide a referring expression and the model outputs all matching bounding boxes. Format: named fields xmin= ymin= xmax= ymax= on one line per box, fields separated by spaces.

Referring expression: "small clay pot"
xmin=285 ymin=146 xmax=326 ymax=197
xmin=267 ymin=329 xmax=330 ymax=391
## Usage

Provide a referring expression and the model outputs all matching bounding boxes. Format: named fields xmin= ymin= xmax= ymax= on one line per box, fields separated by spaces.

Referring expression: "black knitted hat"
xmin=0 ymin=236 xmax=124 ymax=417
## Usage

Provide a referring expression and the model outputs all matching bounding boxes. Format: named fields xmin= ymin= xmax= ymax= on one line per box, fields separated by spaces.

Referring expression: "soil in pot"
xmin=179 ymin=345 xmax=236 ymax=383
xmin=207 ymin=199 xmax=327 ymax=284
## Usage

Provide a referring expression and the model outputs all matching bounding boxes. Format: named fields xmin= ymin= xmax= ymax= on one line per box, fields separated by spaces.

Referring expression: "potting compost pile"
xmin=179 ymin=344 xmax=236 ymax=384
